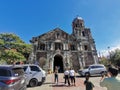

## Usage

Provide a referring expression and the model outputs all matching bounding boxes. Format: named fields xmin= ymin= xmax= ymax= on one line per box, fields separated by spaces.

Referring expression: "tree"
xmin=109 ymin=49 xmax=120 ymax=67
xmin=0 ymin=33 xmax=32 ymax=64
xmin=99 ymin=56 xmax=109 ymax=66
xmin=2 ymin=49 xmax=25 ymax=64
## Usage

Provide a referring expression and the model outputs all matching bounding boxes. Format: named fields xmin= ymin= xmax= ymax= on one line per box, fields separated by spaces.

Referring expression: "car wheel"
xmin=101 ymin=71 xmax=106 ymax=76
xmin=85 ymin=72 xmax=90 ymax=76
xmin=29 ymin=78 xmax=38 ymax=87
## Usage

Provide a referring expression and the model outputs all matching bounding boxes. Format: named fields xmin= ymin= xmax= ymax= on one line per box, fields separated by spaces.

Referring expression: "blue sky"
xmin=0 ymin=0 xmax=120 ymax=55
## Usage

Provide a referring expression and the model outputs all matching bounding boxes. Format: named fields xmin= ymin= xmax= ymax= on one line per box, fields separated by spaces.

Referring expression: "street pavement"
xmin=27 ymin=73 xmax=108 ymax=90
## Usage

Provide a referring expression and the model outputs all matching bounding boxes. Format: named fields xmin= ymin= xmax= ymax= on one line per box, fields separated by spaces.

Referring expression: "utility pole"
xmin=107 ymin=46 xmax=111 ymax=65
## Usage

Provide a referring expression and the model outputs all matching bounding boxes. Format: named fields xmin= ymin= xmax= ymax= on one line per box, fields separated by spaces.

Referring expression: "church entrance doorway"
xmin=54 ymin=55 xmax=64 ymax=73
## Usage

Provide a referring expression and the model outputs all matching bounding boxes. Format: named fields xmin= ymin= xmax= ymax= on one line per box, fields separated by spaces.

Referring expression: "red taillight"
xmin=1 ymin=79 xmax=19 ymax=85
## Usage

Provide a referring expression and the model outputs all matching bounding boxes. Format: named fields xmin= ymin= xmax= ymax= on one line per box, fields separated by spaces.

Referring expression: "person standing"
xmin=69 ymin=67 xmax=76 ymax=86
xmin=100 ymin=66 xmax=120 ymax=90
xmin=54 ymin=66 xmax=59 ymax=84
xmin=64 ymin=68 xmax=70 ymax=86
xmin=84 ymin=75 xmax=94 ymax=90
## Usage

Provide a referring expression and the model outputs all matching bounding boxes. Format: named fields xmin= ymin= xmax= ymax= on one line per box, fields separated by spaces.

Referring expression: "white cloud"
xmin=98 ymin=45 xmax=120 ymax=57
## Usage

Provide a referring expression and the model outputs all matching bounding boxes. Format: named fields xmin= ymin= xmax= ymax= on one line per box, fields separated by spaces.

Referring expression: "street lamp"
xmin=107 ymin=46 xmax=111 ymax=59
xmin=107 ymin=46 xmax=111 ymax=65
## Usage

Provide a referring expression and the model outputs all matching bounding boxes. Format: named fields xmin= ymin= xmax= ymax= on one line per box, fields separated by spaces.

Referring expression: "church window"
xmin=55 ymin=43 xmax=63 ymax=50
xmin=40 ymin=44 xmax=45 ymax=50
xmin=48 ymin=43 xmax=51 ymax=50
xmin=84 ymin=45 xmax=88 ymax=50
xmin=80 ymin=23 xmax=83 ymax=27
xmin=56 ymin=32 xmax=60 ymax=39
xmin=82 ymin=31 xmax=85 ymax=36
xmin=71 ymin=45 xmax=75 ymax=50
xmin=76 ymin=24 xmax=77 ymax=27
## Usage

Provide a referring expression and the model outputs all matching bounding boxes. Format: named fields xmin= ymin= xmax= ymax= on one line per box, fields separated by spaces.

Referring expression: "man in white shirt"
xmin=69 ymin=67 xmax=76 ymax=86
xmin=64 ymin=68 xmax=70 ymax=86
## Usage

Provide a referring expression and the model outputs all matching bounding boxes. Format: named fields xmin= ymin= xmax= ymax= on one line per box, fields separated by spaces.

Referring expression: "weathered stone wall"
xmin=30 ymin=17 xmax=98 ymax=72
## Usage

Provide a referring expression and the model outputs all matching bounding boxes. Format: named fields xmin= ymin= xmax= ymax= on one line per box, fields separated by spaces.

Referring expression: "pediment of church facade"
xmin=36 ymin=28 xmax=75 ymax=42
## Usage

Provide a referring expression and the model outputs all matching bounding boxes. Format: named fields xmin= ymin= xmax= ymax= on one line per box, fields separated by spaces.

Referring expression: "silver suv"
xmin=78 ymin=64 xmax=107 ymax=76
xmin=0 ymin=65 xmax=26 ymax=90
xmin=22 ymin=64 xmax=46 ymax=87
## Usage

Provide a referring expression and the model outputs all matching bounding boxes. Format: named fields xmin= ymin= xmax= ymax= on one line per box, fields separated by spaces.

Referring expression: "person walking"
xmin=100 ymin=66 xmax=120 ymax=90
xmin=69 ymin=67 xmax=76 ymax=86
xmin=54 ymin=66 xmax=59 ymax=84
xmin=64 ymin=68 xmax=70 ymax=86
xmin=84 ymin=75 xmax=94 ymax=90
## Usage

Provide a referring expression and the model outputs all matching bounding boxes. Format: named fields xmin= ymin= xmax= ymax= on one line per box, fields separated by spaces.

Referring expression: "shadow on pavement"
xmin=50 ymin=84 xmax=66 ymax=87
xmin=49 ymin=84 xmax=74 ymax=87
xmin=43 ymin=82 xmax=55 ymax=85
xmin=76 ymin=75 xmax=101 ymax=78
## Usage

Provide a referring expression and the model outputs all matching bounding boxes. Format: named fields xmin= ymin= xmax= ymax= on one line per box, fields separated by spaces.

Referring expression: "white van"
xmin=22 ymin=64 xmax=46 ymax=87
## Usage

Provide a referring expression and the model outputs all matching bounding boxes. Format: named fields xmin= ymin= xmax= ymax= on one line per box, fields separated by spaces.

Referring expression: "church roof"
xmin=76 ymin=16 xmax=83 ymax=20
xmin=31 ymin=27 xmax=76 ymax=42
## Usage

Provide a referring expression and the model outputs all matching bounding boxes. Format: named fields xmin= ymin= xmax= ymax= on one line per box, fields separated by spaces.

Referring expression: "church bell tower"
xmin=72 ymin=16 xmax=85 ymax=39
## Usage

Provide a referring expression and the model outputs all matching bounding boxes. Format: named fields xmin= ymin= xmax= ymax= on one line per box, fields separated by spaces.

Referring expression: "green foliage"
xmin=99 ymin=57 xmax=109 ymax=66
xmin=0 ymin=33 xmax=32 ymax=64
xmin=109 ymin=49 xmax=120 ymax=66
xmin=0 ymin=33 xmax=24 ymax=43
xmin=0 ymin=59 xmax=7 ymax=65
xmin=2 ymin=49 xmax=25 ymax=64
xmin=99 ymin=49 xmax=120 ymax=67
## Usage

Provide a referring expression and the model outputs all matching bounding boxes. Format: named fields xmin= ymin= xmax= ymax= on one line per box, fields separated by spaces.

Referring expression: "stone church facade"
xmin=30 ymin=17 xmax=98 ymax=72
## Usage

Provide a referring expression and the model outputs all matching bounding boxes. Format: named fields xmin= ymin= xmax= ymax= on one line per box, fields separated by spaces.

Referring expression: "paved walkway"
xmin=51 ymin=73 xmax=106 ymax=90
xmin=27 ymin=73 xmax=107 ymax=90
xmin=35 ymin=73 xmax=85 ymax=90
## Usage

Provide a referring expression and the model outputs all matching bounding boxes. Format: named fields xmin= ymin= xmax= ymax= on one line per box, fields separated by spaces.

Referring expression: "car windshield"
xmin=0 ymin=69 xmax=11 ymax=77
xmin=84 ymin=66 xmax=89 ymax=69
xmin=12 ymin=68 xmax=24 ymax=76
xmin=23 ymin=66 xmax=28 ymax=71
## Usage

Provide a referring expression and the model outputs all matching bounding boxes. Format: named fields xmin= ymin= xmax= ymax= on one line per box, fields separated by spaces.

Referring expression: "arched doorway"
xmin=54 ymin=55 xmax=64 ymax=73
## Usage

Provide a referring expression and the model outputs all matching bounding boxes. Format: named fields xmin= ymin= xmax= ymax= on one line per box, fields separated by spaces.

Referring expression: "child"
xmin=84 ymin=75 xmax=94 ymax=90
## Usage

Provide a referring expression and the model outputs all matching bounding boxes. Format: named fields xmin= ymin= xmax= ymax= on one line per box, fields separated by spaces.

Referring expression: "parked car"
xmin=0 ymin=65 xmax=26 ymax=90
xmin=78 ymin=64 xmax=107 ymax=76
xmin=21 ymin=64 xmax=46 ymax=87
